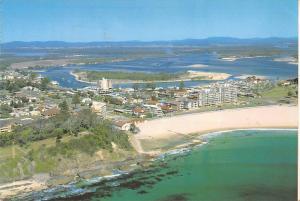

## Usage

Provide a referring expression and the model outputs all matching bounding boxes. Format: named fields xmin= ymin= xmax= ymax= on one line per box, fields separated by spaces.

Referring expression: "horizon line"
xmin=1 ymin=36 xmax=298 ymax=44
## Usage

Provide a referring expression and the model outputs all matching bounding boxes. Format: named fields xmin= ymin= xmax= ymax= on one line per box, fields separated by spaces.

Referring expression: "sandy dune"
xmin=136 ymin=105 xmax=298 ymax=139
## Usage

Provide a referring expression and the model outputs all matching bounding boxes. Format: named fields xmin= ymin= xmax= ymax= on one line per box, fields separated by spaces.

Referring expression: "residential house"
xmin=91 ymin=101 xmax=106 ymax=115
xmin=113 ymin=120 xmax=132 ymax=131
xmin=132 ymin=106 xmax=146 ymax=118
xmin=0 ymin=120 xmax=13 ymax=133
xmin=42 ymin=107 xmax=60 ymax=118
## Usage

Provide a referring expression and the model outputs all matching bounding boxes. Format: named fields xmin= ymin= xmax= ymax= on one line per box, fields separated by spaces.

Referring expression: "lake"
xmin=39 ymin=53 xmax=298 ymax=89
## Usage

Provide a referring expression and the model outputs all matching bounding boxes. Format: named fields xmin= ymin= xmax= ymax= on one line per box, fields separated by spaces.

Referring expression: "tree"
xmin=40 ymin=77 xmax=50 ymax=91
xmin=59 ymin=100 xmax=69 ymax=114
xmin=87 ymin=91 xmax=94 ymax=98
xmin=130 ymin=123 xmax=139 ymax=134
xmin=29 ymin=106 xmax=34 ymax=111
xmin=146 ymin=82 xmax=156 ymax=90
xmin=0 ymin=104 xmax=13 ymax=118
xmin=179 ymin=80 xmax=185 ymax=90
xmin=132 ymin=83 xmax=140 ymax=91
xmin=72 ymin=93 xmax=81 ymax=107
xmin=29 ymin=73 xmax=37 ymax=80
xmin=151 ymin=83 xmax=156 ymax=90
xmin=287 ymin=90 xmax=295 ymax=97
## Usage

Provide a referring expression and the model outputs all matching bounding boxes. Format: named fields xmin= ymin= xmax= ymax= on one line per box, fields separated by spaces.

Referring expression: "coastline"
xmin=135 ymin=105 xmax=298 ymax=141
xmin=1 ymin=105 xmax=298 ymax=199
xmin=6 ymin=127 xmax=297 ymax=200
xmin=70 ymin=70 xmax=96 ymax=84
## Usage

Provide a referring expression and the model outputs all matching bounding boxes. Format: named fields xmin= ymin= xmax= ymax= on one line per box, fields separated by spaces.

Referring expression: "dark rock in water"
xmin=49 ymin=191 xmax=95 ymax=201
xmin=93 ymin=190 xmax=112 ymax=199
xmin=137 ymin=190 xmax=148 ymax=194
xmin=165 ymin=170 xmax=179 ymax=175
xmin=120 ymin=180 xmax=144 ymax=190
xmin=144 ymin=180 xmax=156 ymax=185
xmin=139 ymin=176 xmax=150 ymax=180
xmin=157 ymin=193 xmax=189 ymax=201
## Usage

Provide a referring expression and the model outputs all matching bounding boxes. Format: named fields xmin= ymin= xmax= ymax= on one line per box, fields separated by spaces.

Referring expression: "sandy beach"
xmin=186 ymin=64 xmax=209 ymax=68
xmin=185 ymin=70 xmax=231 ymax=80
xmin=70 ymin=71 xmax=97 ymax=84
xmin=136 ymin=105 xmax=298 ymax=140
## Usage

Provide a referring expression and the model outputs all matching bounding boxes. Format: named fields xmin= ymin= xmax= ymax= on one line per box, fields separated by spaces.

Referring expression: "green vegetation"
xmin=40 ymin=77 xmax=50 ymax=91
xmin=0 ymin=132 xmax=132 ymax=181
xmin=77 ymin=70 xmax=184 ymax=81
xmin=72 ymin=57 xmax=114 ymax=64
xmin=179 ymin=80 xmax=185 ymax=89
xmin=0 ymin=108 xmax=131 ymax=148
xmin=0 ymin=104 xmax=12 ymax=118
xmin=47 ymin=122 xmax=131 ymax=156
xmin=190 ymin=76 xmax=208 ymax=80
xmin=0 ymin=77 xmax=50 ymax=92
xmin=239 ymin=83 xmax=298 ymax=106
xmin=0 ymin=109 xmax=132 ymax=181
xmin=72 ymin=93 xmax=81 ymax=107
xmin=259 ymin=84 xmax=297 ymax=103
xmin=145 ymin=82 xmax=156 ymax=90
xmin=0 ymin=62 xmax=10 ymax=71
xmin=59 ymin=100 xmax=69 ymax=113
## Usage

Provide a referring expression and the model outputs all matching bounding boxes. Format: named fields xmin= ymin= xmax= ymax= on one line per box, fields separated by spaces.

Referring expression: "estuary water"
xmin=20 ymin=129 xmax=297 ymax=201
xmin=39 ymin=53 xmax=298 ymax=89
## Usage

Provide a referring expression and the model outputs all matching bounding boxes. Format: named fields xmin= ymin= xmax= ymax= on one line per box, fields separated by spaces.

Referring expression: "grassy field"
xmin=238 ymin=84 xmax=298 ymax=106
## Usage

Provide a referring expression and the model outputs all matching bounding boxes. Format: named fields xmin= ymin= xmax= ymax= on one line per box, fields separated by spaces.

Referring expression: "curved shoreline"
xmin=1 ymin=106 xmax=297 ymax=199
xmin=135 ymin=105 xmax=298 ymax=141
xmin=158 ymin=128 xmax=297 ymax=157
xmin=70 ymin=71 xmax=96 ymax=84
xmin=9 ymin=128 xmax=297 ymax=200
xmin=197 ymin=128 xmax=297 ymax=139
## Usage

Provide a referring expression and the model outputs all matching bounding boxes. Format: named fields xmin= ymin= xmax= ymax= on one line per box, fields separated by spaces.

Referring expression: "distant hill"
xmin=1 ymin=37 xmax=297 ymax=48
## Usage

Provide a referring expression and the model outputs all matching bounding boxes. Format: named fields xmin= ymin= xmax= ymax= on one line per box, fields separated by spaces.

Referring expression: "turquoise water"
xmin=20 ymin=130 xmax=297 ymax=201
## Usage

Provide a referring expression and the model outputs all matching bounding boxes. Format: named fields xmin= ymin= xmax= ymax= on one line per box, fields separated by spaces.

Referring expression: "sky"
xmin=1 ymin=0 xmax=298 ymax=42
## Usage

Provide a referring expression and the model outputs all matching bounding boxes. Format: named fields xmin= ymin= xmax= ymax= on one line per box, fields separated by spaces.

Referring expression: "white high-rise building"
xmin=198 ymin=83 xmax=237 ymax=106
xmin=97 ymin=77 xmax=113 ymax=91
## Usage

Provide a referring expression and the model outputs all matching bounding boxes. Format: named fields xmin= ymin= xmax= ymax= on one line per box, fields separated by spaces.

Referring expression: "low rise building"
xmin=113 ymin=120 xmax=132 ymax=131
xmin=0 ymin=120 xmax=13 ymax=133
xmin=132 ymin=106 xmax=146 ymax=118
xmin=42 ymin=107 xmax=60 ymax=118
xmin=91 ymin=101 xmax=106 ymax=115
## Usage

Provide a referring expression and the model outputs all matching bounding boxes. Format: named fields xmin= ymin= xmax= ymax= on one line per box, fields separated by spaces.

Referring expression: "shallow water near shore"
xmin=17 ymin=129 xmax=297 ymax=201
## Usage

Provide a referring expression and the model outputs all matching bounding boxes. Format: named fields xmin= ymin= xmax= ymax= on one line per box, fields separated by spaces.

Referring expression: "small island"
xmin=72 ymin=70 xmax=232 ymax=84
